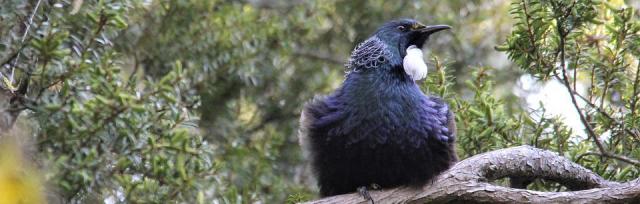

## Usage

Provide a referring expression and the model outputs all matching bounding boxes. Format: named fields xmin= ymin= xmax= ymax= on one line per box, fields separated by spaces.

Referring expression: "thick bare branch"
xmin=304 ymin=146 xmax=640 ymax=204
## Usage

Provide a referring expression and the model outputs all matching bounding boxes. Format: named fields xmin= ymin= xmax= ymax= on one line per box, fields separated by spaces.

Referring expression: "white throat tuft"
xmin=402 ymin=45 xmax=428 ymax=81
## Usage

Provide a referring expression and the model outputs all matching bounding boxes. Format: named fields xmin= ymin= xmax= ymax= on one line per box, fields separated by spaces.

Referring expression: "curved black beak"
xmin=418 ymin=25 xmax=451 ymax=35
xmin=407 ymin=24 xmax=451 ymax=50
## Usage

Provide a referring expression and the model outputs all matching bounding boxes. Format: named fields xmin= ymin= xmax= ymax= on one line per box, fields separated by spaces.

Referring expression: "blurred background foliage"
xmin=0 ymin=0 xmax=639 ymax=203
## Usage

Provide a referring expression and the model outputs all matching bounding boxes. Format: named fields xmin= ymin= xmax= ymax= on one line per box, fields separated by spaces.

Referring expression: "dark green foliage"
xmin=1 ymin=0 xmax=639 ymax=203
xmin=499 ymin=0 xmax=640 ymax=186
xmin=2 ymin=1 xmax=212 ymax=202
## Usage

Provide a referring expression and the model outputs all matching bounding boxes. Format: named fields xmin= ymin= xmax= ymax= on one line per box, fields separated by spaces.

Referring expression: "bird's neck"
xmin=340 ymin=67 xmax=423 ymax=107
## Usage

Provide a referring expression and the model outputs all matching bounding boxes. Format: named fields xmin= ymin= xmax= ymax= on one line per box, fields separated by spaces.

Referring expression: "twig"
xmin=520 ymin=0 xmax=546 ymax=73
xmin=575 ymin=150 xmax=640 ymax=166
xmin=36 ymin=11 xmax=109 ymax=100
xmin=630 ymin=59 xmax=640 ymax=130
xmin=556 ymin=28 xmax=600 ymax=149
xmin=0 ymin=45 xmax=25 ymax=67
xmin=10 ymin=0 xmax=43 ymax=83
xmin=572 ymin=91 xmax=640 ymax=141
xmin=125 ymin=54 xmax=141 ymax=88
xmin=293 ymin=48 xmax=344 ymax=65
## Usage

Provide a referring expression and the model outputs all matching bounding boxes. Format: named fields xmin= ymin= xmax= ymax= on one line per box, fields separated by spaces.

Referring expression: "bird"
xmin=298 ymin=19 xmax=457 ymax=201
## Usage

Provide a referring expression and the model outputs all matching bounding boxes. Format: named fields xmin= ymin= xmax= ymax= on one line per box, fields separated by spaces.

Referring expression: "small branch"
xmin=125 ymin=54 xmax=141 ymax=88
xmin=630 ymin=59 xmax=640 ymax=131
xmin=572 ymin=91 xmax=640 ymax=142
xmin=556 ymin=30 xmax=605 ymax=155
xmin=36 ymin=11 xmax=109 ymax=100
xmin=520 ymin=0 xmax=546 ymax=73
xmin=550 ymin=21 xmax=640 ymax=166
xmin=575 ymin=151 xmax=640 ymax=166
xmin=293 ymin=49 xmax=344 ymax=65
xmin=553 ymin=20 xmax=640 ymax=166
xmin=575 ymin=152 xmax=604 ymax=163
xmin=556 ymin=64 xmax=640 ymax=167
xmin=0 ymin=45 xmax=25 ymax=67
xmin=9 ymin=0 xmax=43 ymax=83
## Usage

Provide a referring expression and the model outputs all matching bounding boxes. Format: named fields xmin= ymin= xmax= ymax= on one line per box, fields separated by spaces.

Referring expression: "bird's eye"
xmin=397 ymin=25 xmax=407 ymax=32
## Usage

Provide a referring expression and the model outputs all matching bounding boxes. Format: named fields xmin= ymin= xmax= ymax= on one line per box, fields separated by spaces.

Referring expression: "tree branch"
xmin=9 ymin=0 xmax=43 ymax=83
xmin=572 ymin=91 xmax=640 ymax=142
xmin=552 ymin=17 xmax=640 ymax=166
xmin=304 ymin=146 xmax=640 ymax=204
xmin=293 ymin=48 xmax=345 ymax=65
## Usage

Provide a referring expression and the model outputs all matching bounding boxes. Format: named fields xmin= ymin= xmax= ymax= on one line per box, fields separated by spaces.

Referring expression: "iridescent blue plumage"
xmin=299 ymin=19 xmax=457 ymax=197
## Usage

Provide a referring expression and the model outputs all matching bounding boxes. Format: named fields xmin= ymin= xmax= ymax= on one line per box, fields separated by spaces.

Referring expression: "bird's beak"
xmin=417 ymin=25 xmax=451 ymax=36
xmin=403 ymin=24 xmax=451 ymax=56
xmin=407 ymin=24 xmax=451 ymax=50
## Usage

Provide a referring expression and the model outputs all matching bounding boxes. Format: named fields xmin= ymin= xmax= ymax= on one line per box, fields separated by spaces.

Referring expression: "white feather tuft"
xmin=402 ymin=45 xmax=428 ymax=81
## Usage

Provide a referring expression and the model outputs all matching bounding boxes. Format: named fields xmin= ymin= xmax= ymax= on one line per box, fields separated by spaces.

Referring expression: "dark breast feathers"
xmin=299 ymin=86 xmax=458 ymax=197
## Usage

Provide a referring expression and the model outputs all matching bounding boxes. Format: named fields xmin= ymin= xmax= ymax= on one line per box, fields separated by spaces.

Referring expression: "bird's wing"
xmin=298 ymin=103 xmax=313 ymax=160
xmin=425 ymin=96 xmax=458 ymax=160
xmin=427 ymin=96 xmax=457 ymax=143
xmin=446 ymin=109 xmax=456 ymax=142
xmin=446 ymin=109 xmax=458 ymax=161
xmin=298 ymin=95 xmax=329 ymax=159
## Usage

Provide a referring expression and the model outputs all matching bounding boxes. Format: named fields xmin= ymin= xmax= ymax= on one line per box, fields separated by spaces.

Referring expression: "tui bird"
xmin=299 ymin=19 xmax=457 ymax=200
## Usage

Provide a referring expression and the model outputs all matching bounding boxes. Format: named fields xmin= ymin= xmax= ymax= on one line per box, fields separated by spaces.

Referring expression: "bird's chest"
xmin=330 ymin=97 xmax=432 ymax=148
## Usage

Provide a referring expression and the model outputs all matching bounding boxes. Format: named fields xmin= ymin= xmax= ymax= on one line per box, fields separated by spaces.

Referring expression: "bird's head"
xmin=346 ymin=19 xmax=450 ymax=78
xmin=374 ymin=19 xmax=450 ymax=59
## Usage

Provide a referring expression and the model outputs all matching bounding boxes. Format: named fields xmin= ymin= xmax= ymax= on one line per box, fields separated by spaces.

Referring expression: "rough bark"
xmin=304 ymin=146 xmax=640 ymax=204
